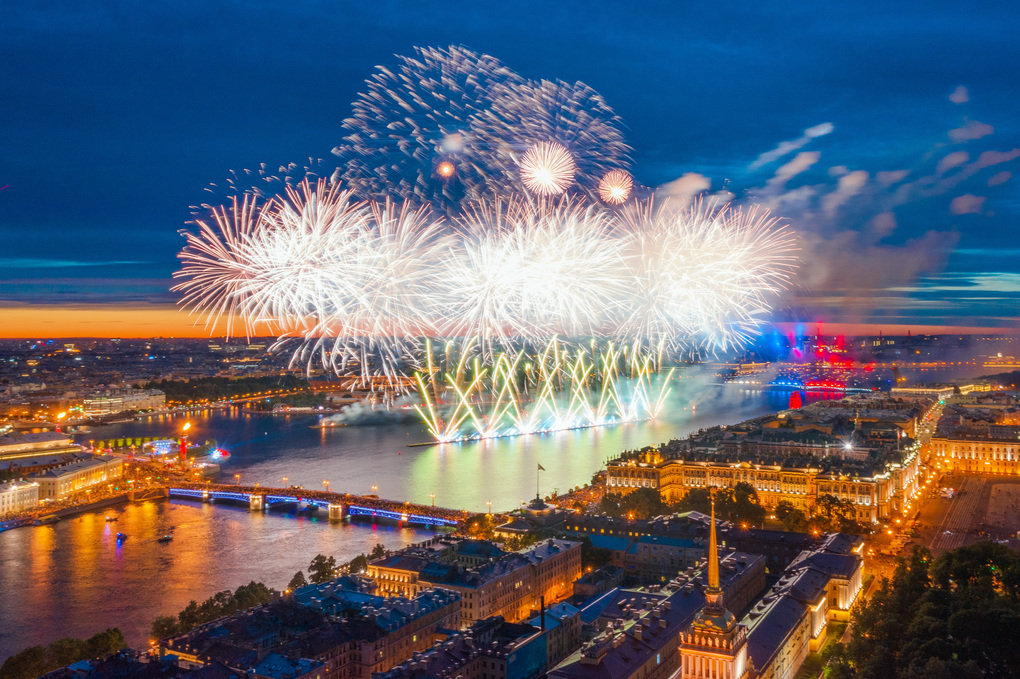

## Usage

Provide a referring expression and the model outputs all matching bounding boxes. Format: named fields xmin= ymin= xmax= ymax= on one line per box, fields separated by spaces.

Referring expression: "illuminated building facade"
xmin=367 ymin=539 xmax=582 ymax=626
xmin=28 ymin=454 xmax=124 ymax=499
xmin=0 ymin=480 xmax=39 ymax=515
xmin=677 ymin=495 xmax=749 ymax=679
xmin=606 ymin=449 xmax=922 ymax=523
xmin=930 ymin=436 xmax=1020 ymax=474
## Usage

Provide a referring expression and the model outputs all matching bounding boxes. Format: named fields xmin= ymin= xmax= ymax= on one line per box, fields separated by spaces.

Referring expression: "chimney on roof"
xmin=540 ymin=596 xmax=546 ymax=631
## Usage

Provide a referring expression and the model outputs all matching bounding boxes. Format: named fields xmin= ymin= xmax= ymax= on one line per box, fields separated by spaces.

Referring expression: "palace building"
xmin=606 ymin=449 xmax=921 ymax=524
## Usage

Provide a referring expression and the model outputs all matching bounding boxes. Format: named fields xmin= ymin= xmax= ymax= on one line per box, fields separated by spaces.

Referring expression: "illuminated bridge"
xmin=168 ymin=484 xmax=464 ymax=528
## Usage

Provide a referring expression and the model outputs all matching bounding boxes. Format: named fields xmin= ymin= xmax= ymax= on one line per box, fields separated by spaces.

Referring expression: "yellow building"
xmin=930 ymin=436 xmax=1020 ymax=475
xmin=606 ymin=446 xmax=922 ymax=523
xmin=29 ymin=454 xmax=124 ymax=499
xmin=677 ymin=497 xmax=750 ymax=679
xmin=367 ymin=539 xmax=582 ymax=626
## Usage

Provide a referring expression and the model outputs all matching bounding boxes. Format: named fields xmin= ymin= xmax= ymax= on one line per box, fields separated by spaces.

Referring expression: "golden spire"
xmin=708 ymin=488 xmax=720 ymax=591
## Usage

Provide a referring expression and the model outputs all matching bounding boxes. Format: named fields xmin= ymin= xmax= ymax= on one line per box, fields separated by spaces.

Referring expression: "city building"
xmin=28 ymin=454 xmax=124 ymax=499
xmin=674 ymin=508 xmax=865 ymax=679
xmin=564 ymin=511 xmax=817 ymax=575
xmin=0 ymin=430 xmax=78 ymax=459
xmin=605 ymin=394 xmax=929 ymax=524
xmin=930 ymin=394 xmax=1020 ymax=475
xmin=161 ymin=585 xmax=461 ymax=679
xmin=0 ymin=479 xmax=39 ymax=515
xmin=82 ymin=388 xmax=165 ymax=416
xmin=677 ymin=498 xmax=749 ymax=679
xmin=367 ymin=538 xmax=582 ymax=626
xmin=548 ymin=549 xmax=765 ymax=679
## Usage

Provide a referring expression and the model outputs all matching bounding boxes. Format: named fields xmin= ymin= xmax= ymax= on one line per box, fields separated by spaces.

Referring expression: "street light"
xmin=282 ymin=476 xmax=288 ymax=488
xmin=371 ymin=485 xmax=378 ymax=495
xmin=234 ymin=473 xmax=241 ymax=486
xmin=322 ymin=479 xmax=330 ymax=492
xmin=430 ymin=493 xmax=435 ymax=507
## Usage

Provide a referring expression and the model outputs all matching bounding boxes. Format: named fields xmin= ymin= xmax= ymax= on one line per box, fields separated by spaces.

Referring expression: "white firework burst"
xmin=441 ymin=197 xmax=625 ymax=351
xmin=616 ymin=199 xmax=798 ymax=352
xmin=337 ymin=45 xmax=523 ymax=212
xmin=470 ymin=78 xmax=631 ymax=195
xmin=519 ymin=142 xmax=576 ymax=195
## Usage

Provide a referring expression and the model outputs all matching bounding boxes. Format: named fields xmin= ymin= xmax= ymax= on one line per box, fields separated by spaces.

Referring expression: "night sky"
xmin=2 ymin=1 xmax=1018 ymax=336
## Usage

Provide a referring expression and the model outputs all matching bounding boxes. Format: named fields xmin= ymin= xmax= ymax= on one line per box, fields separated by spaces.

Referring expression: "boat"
xmin=309 ymin=422 xmax=347 ymax=429
xmin=116 ymin=532 xmax=128 ymax=543
xmin=105 ymin=516 xmax=118 ymax=522
xmin=157 ymin=534 xmax=173 ymax=543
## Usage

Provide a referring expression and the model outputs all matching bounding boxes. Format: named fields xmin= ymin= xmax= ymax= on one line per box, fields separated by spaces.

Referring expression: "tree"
xmin=676 ymin=488 xmax=712 ymax=515
xmin=580 ymin=536 xmax=614 ymax=571
xmin=84 ymin=629 xmax=125 ymax=658
xmin=827 ymin=543 xmax=1020 ymax=678
xmin=618 ymin=487 xmax=669 ymax=519
xmin=726 ymin=482 xmax=766 ymax=527
xmin=287 ymin=571 xmax=307 ymax=590
xmin=0 ymin=646 xmax=48 ymax=679
xmin=369 ymin=543 xmax=386 ymax=559
xmin=464 ymin=513 xmax=495 ymax=538
xmin=46 ymin=639 xmax=87 ymax=668
xmin=308 ymin=554 xmax=338 ymax=584
xmin=775 ymin=500 xmax=808 ymax=531
xmin=598 ymin=492 xmax=623 ymax=516
xmin=348 ymin=554 xmax=368 ymax=573
xmin=151 ymin=615 xmax=180 ymax=640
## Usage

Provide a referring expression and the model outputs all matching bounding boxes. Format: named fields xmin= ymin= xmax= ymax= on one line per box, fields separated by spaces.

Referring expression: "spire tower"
xmin=678 ymin=487 xmax=749 ymax=679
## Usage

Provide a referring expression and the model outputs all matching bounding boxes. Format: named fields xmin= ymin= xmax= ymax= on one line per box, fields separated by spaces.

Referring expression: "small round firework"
xmin=598 ymin=169 xmax=634 ymax=204
xmin=519 ymin=142 xmax=576 ymax=195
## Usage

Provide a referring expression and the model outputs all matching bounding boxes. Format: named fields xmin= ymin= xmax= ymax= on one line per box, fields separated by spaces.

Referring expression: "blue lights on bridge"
xmin=348 ymin=505 xmax=458 ymax=527
xmin=168 ymin=489 xmax=458 ymax=526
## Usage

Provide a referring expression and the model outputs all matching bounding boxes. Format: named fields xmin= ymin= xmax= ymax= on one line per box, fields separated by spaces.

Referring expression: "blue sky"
xmin=1 ymin=0 xmax=1018 ymax=332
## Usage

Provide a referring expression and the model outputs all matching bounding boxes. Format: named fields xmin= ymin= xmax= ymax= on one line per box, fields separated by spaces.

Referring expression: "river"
xmin=0 ymin=383 xmax=816 ymax=660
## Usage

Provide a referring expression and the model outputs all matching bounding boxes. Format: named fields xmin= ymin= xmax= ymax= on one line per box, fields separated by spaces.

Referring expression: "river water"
xmin=0 ymin=383 xmax=810 ymax=660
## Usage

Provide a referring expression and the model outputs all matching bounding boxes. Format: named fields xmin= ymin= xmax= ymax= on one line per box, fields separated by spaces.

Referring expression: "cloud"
xmin=657 ymin=172 xmax=711 ymax=198
xmin=936 ymin=151 xmax=969 ymax=175
xmin=791 ymin=230 xmax=959 ymax=324
xmin=971 ymin=149 xmax=1020 ymax=170
xmin=828 ymin=165 xmax=849 ymax=177
xmin=876 ymin=170 xmax=909 ymax=186
xmin=708 ymin=190 xmax=736 ymax=205
xmin=748 ymin=122 xmax=834 ymax=170
xmin=948 ymin=120 xmax=994 ymax=143
xmin=869 ymin=211 xmax=897 ymax=238
xmin=0 ymin=258 xmax=147 ymax=269
xmin=949 ymin=194 xmax=986 ymax=215
xmin=767 ymin=151 xmax=820 ymax=190
xmin=949 ymin=86 xmax=969 ymax=104
xmin=988 ymin=171 xmax=1012 ymax=187
xmin=821 ymin=170 xmax=868 ymax=217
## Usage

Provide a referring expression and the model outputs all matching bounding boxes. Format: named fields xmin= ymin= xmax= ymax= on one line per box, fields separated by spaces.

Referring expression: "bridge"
xmin=168 ymin=483 xmax=464 ymax=528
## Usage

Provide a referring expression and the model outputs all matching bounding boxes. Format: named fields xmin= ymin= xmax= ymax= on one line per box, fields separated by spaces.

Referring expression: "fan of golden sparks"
xmin=519 ymin=141 xmax=576 ymax=195
xmin=598 ymin=169 xmax=633 ymax=204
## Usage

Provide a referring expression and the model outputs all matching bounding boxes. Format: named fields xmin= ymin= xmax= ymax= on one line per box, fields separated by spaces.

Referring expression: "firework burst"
xmin=337 ymin=45 xmax=523 ymax=212
xmin=470 ymin=79 xmax=631 ymax=194
xmin=598 ymin=169 xmax=634 ymax=204
xmin=442 ymin=197 xmax=624 ymax=351
xmin=173 ymin=194 xmax=266 ymax=338
xmin=616 ymin=198 xmax=798 ymax=352
xmin=518 ymin=142 xmax=576 ymax=195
